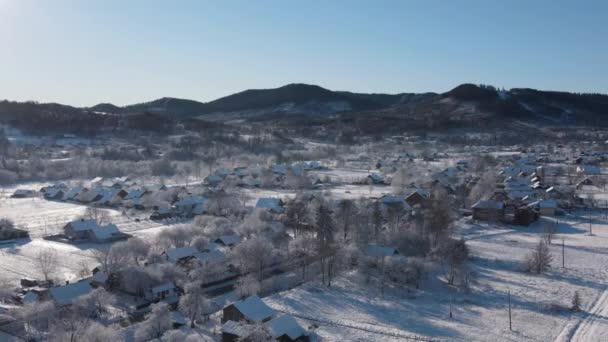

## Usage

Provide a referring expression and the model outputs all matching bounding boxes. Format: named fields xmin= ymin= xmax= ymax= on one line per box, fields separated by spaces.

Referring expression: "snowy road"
xmin=556 ymin=287 xmax=608 ymax=342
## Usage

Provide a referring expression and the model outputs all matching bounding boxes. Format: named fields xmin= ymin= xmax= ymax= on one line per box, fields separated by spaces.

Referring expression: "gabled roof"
xmin=368 ymin=173 xmax=384 ymax=183
xmin=215 ymin=234 xmax=242 ymax=246
xmin=175 ymin=195 xmax=207 ymax=207
xmin=231 ymin=295 xmax=276 ymax=323
xmin=65 ymin=219 xmax=122 ymax=240
xmin=123 ymin=189 xmax=146 ymax=200
xmin=64 ymin=187 xmax=85 ymax=200
xmin=472 ymin=200 xmax=504 ymax=210
xmin=165 ymin=246 xmax=198 ymax=263
xmin=222 ymin=320 xmax=253 ymax=337
xmin=49 ymin=281 xmax=93 ymax=306
xmin=272 ymin=164 xmax=288 ymax=175
xmin=408 ymin=188 xmax=429 ymax=199
xmin=256 ymin=198 xmax=284 ymax=210
xmin=66 ymin=219 xmax=100 ymax=232
xmin=90 ymin=224 xmax=120 ymax=240
xmin=268 ymin=315 xmax=307 ymax=340
xmin=195 ymin=250 xmax=226 ymax=264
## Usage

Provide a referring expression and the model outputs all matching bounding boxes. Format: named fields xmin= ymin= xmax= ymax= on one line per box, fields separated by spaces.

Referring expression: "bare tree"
xmin=36 ymin=248 xmax=58 ymax=282
xmin=84 ymin=207 xmax=111 ymax=225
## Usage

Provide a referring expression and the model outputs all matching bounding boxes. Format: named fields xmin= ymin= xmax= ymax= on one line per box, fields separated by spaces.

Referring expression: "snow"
xmin=231 ymin=295 xmax=276 ymax=323
xmin=49 ymin=281 xmax=93 ymax=306
xmin=365 ymin=244 xmax=399 ymax=258
xmin=265 ymin=213 xmax=608 ymax=341
xmin=267 ymin=314 xmax=308 ymax=340
xmin=165 ymin=246 xmax=198 ymax=263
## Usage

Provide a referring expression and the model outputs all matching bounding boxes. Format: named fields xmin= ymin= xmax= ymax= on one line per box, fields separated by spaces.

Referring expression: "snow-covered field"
xmin=0 ymin=197 xmax=191 ymax=286
xmin=266 ymin=213 xmax=608 ymax=341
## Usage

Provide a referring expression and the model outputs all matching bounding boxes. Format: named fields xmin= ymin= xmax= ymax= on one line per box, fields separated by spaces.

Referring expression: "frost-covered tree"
xmin=231 ymin=237 xmax=275 ymax=278
xmin=524 ymin=239 xmax=553 ymax=274
xmin=235 ymin=274 xmax=261 ymax=298
xmin=289 ymin=235 xmax=317 ymax=279
xmin=179 ymin=282 xmax=212 ymax=327
xmin=135 ymin=302 xmax=171 ymax=341
xmin=571 ymin=291 xmax=582 ymax=311
xmin=435 ymin=238 xmax=469 ymax=285
xmin=335 ymin=199 xmax=356 ymax=241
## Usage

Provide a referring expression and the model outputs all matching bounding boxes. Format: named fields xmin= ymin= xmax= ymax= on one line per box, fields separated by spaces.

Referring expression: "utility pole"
xmin=562 ymin=239 xmax=565 ymax=268
xmin=508 ymin=290 xmax=512 ymax=331
xmin=449 ymin=293 xmax=453 ymax=319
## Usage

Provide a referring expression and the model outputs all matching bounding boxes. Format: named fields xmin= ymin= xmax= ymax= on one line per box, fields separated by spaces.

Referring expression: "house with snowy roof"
xmin=63 ymin=219 xmax=128 ymax=243
xmin=367 ymin=173 xmax=385 ymax=185
xmin=44 ymin=187 xmax=65 ymax=200
xmin=163 ymin=246 xmax=198 ymax=264
xmin=268 ymin=314 xmax=310 ymax=342
xmin=214 ymin=234 xmax=242 ymax=247
xmin=222 ymin=295 xmax=276 ymax=324
xmin=405 ymin=189 xmax=429 ymax=207
xmin=48 ymin=281 xmax=93 ymax=307
xmin=63 ymin=187 xmax=85 ymax=201
xmin=472 ymin=200 xmax=505 ymax=221
xmin=256 ymin=198 xmax=284 ymax=213
xmin=194 ymin=249 xmax=227 ymax=265
xmin=144 ymin=281 xmax=178 ymax=303
xmin=174 ymin=195 xmax=207 ymax=216
xmin=222 ymin=313 xmax=309 ymax=342
xmin=11 ymin=189 xmax=35 ymax=198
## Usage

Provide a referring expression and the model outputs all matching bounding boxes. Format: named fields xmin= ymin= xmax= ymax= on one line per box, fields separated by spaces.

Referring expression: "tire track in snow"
xmin=555 ymin=286 xmax=608 ymax=342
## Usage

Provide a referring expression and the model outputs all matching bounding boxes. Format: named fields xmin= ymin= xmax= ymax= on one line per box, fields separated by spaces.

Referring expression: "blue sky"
xmin=1 ymin=0 xmax=606 ymax=106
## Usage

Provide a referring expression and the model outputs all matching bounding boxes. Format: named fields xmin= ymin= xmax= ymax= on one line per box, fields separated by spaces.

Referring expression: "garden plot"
xmin=266 ymin=213 xmax=608 ymax=341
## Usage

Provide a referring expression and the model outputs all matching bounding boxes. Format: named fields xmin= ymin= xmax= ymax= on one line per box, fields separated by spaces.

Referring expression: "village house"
xmin=471 ymin=200 xmax=505 ymax=221
xmin=214 ymin=234 xmax=242 ymax=247
xmin=267 ymin=314 xmax=310 ymax=342
xmin=222 ymin=295 xmax=276 ymax=324
xmin=63 ymin=219 xmax=129 ymax=243
xmin=222 ymin=314 xmax=310 ymax=342
xmin=145 ymin=281 xmax=178 ymax=303
xmin=405 ymin=189 xmax=429 ymax=207
xmin=163 ymin=246 xmax=198 ymax=264
xmin=48 ymin=281 xmax=93 ymax=307
xmin=44 ymin=187 xmax=65 ymax=200
xmin=174 ymin=195 xmax=207 ymax=216
xmin=528 ymin=199 xmax=559 ymax=216
xmin=11 ymin=189 xmax=35 ymax=198
xmin=367 ymin=173 xmax=385 ymax=185
xmin=256 ymin=198 xmax=285 ymax=214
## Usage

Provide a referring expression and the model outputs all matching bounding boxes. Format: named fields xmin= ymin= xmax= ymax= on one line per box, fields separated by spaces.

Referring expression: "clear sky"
xmin=1 ymin=0 xmax=606 ymax=106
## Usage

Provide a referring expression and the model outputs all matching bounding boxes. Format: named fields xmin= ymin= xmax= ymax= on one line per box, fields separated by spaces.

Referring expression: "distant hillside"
xmin=2 ymin=83 xmax=607 ymax=135
xmin=0 ymin=100 xmax=117 ymax=135
xmin=96 ymin=84 xmax=407 ymax=118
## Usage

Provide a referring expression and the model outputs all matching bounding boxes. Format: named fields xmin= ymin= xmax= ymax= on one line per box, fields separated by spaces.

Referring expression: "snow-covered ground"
xmin=0 ymin=197 xmax=192 ymax=286
xmin=265 ymin=213 xmax=608 ymax=341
